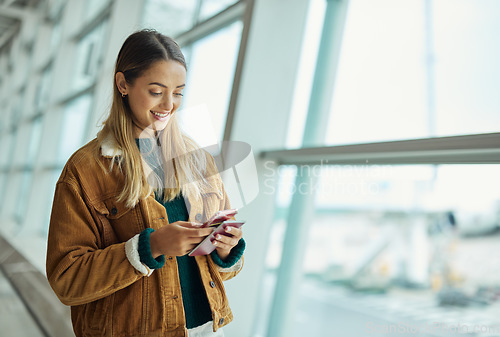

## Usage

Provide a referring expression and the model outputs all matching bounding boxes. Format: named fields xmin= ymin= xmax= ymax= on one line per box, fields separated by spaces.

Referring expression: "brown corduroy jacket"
xmin=46 ymin=137 xmax=242 ymax=337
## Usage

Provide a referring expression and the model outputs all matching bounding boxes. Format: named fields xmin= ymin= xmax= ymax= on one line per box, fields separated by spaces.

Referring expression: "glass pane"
xmin=50 ymin=20 xmax=62 ymax=54
xmin=43 ymin=170 xmax=62 ymax=236
xmin=10 ymin=90 xmax=25 ymax=128
xmin=22 ymin=170 xmax=62 ymax=238
xmin=27 ymin=117 xmax=43 ymax=166
xmin=14 ymin=171 xmax=33 ymax=224
xmin=34 ymin=66 xmax=53 ymax=112
xmin=12 ymin=123 xmax=31 ymax=167
xmin=199 ymin=0 xmax=238 ymax=21
xmin=73 ymin=21 xmax=108 ymax=90
xmin=0 ymin=173 xmax=5 ymax=210
xmin=0 ymin=132 xmax=15 ymax=170
xmin=0 ymin=52 xmax=6 ymax=88
xmin=286 ymin=0 xmax=325 ymax=149
xmin=85 ymin=0 xmax=111 ymax=21
xmin=2 ymin=172 xmax=22 ymax=222
xmin=142 ymin=0 xmax=198 ymax=36
xmin=292 ymin=164 xmax=500 ymax=336
xmin=433 ymin=0 xmax=500 ymax=136
xmin=58 ymin=94 xmax=92 ymax=164
xmin=321 ymin=0 xmax=500 ymax=147
xmin=181 ymin=21 xmax=242 ymax=144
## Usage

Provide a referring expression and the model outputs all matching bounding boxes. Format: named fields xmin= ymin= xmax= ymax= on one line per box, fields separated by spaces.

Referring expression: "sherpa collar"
xmin=100 ymin=134 xmax=123 ymax=158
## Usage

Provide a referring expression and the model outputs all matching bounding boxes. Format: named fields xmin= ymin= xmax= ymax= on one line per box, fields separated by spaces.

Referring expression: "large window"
xmin=199 ymin=0 xmax=239 ymax=21
xmin=142 ymin=0 xmax=199 ymax=36
xmin=287 ymin=0 xmax=500 ymax=148
xmin=34 ymin=65 xmax=53 ymax=113
xmin=142 ymin=0 xmax=245 ymax=146
xmin=259 ymin=164 xmax=500 ymax=336
xmin=263 ymin=1 xmax=500 ymax=336
xmin=326 ymin=0 xmax=500 ymax=145
xmin=85 ymin=0 xmax=111 ymax=21
xmin=181 ymin=21 xmax=243 ymax=145
xmin=0 ymin=132 xmax=15 ymax=214
xmin=73 ymin=20 xmax=108 ymax=90
xmin=58 ymin=94 xmax=93 ymax=164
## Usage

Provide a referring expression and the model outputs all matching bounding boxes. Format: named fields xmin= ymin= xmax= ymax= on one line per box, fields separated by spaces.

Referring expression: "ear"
xmin=115 ymin=72 xmax=128 ymax=95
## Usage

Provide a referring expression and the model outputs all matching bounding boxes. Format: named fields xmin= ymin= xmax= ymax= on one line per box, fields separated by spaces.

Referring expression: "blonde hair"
xmin=95 ymin=29 xmax=217 ymax=208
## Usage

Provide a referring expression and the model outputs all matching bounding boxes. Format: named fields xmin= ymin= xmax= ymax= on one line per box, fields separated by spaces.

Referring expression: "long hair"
xmin=95 ymin=29 xmax=217 ymax=208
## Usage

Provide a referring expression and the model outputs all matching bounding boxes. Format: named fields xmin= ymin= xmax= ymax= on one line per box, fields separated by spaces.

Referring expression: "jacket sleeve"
xmin=46 ymin=179 xmax=143 ymax=306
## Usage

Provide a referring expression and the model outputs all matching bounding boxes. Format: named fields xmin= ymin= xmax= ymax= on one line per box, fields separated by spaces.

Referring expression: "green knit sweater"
xmin=159 ymin=193 xmax=213 ymax=329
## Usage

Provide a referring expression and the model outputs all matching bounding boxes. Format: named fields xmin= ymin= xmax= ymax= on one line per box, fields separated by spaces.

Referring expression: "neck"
xmin=132 ymin=120 xmax=157 ymax=139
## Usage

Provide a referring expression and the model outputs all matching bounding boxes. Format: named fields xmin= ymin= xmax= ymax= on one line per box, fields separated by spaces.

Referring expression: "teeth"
xmin=151 ymin=111 xmax=168 ymax=118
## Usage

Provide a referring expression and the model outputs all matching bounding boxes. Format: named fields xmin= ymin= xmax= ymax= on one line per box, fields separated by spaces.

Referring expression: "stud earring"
xmin=121 ymin=93 xmax=126 ymax=98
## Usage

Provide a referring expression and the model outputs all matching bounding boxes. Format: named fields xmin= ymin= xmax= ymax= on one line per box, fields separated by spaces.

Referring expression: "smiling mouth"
xmin=150 ymin=110 xmax=169 ymax=118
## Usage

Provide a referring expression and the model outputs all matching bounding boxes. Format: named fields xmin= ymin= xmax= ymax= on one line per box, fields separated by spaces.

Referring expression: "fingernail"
xmin=216 ymin=234 xmax=221 ymax=240
xmin=213 ymin=241 xmax=217 ymax=246
xmin=226 ymin=227 xmax=232 ymax=233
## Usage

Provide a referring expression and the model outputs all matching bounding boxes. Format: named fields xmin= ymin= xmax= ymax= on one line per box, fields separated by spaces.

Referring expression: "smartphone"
xmin=202 ymin=209 xmax=238 ymax=228
xmin=188 ymin=220 xmax=245 ymax=256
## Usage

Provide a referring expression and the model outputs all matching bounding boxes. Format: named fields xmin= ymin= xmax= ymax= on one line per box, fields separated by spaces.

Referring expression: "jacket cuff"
xmin=138 ymin=228 xmax=166 ymax=269
xmin=210 ymin=238 xmax=245 ymax=270
xmin=216 ymin=258 xmax=243 ymax=273
xmin=125 ymin=234 xmax=154 ymax=276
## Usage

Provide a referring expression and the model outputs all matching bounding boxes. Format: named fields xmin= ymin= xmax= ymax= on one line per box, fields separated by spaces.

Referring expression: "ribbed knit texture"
xmin=210 ymin=238 xmax=245 ymax=268
xmin=138 ymin=228 xmax=165 ymax=269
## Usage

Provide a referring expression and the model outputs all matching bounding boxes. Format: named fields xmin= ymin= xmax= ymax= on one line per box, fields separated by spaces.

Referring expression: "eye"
xmin=150 ymin=91 xmax=162 ymax=97
xmin=174 ymin=93 xmax=184 ymax=97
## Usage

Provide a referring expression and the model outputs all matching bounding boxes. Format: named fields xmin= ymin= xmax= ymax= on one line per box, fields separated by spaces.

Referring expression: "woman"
xmin=46 ymin=29 xmax=245 ymax=337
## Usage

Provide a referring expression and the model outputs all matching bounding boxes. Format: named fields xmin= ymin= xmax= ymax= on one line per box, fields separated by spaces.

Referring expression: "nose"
xmin=159 ymin=94 xmax=174 ymax=112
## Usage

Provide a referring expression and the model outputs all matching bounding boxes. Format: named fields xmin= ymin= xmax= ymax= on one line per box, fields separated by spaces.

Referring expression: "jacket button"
xmin=219 ymin=318 xmax=224 ymax=325
xmin=110 ymin=207 xmax=118 ymax=215
xmin=168 ymin=256 xmax=173 ymax=260
xmin=195 ymin=213 xmax=202 ymax=221
xmin=209 ymin=281 xmax=215 ymax=288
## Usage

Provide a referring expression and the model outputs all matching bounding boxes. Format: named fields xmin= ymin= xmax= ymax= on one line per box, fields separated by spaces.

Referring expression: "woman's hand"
xmin=212 ymin=225 xmax=243 ymax=261
xmin=149 ymin=221 xmax=213 ymax=257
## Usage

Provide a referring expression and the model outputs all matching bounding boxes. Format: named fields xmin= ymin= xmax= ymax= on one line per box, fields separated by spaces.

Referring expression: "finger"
xmin=182 ymin=242 xmax=200 ymax=254
xmin=212 ymin=239 xmax=233 ymax=251
xmin=187 ymin=234 xmax=210 ymax=246
xmin=177 ymin=224 xmax=213 ymax=237
xmin=192 ymin=228 xmax=214 ymax=237
xmin=214 ymin=233 xmax=239 ymax=248
xmin=177 ymin=221 xmax=203 ymax=228
xmin=224 ymin=226 xmax=242 ymax=239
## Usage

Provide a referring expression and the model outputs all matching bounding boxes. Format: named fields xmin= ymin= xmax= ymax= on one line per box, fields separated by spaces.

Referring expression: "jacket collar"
xmin=100 ymin=133 xmax=123 ymax=158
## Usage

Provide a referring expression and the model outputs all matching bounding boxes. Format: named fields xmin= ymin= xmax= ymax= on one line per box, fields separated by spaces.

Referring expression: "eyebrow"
xmin=149 ymin=82 xmax=185 ymax=89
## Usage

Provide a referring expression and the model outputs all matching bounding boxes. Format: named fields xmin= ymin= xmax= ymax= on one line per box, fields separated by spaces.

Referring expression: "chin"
xmin=152 ymin=115 xmax=172 ymax=131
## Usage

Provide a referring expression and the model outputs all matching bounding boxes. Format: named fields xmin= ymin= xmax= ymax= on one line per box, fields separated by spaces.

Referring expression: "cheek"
xmin=137 ymin=92 xmax=155 ymax=107
xmin=131 ymin=95 xmax=154 ymax=113
xmin=173 ymin=97 xmax=182 ymax=109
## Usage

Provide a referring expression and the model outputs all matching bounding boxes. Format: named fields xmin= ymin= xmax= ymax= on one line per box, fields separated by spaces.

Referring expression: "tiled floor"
xmin=0 ymin=269 xmax=44 ymax=337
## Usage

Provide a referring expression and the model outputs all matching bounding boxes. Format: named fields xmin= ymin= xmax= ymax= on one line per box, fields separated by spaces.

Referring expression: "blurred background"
xmin=0 ymin=0 xmax=499 ymax=336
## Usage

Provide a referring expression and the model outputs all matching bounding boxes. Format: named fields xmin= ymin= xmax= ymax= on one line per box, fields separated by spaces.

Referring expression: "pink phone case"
xmin=188 ymin=220 xmax=245 ymax=256
xmin=202 ymin=209 xmax=238 ymax=228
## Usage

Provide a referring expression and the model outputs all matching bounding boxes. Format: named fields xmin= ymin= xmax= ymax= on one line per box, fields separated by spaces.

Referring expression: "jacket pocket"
xmin=83 ymin=295 xmax=112 ymax=333
xmin=111 ymin=277 xmax=147 ymax=336
xmin=94 ymin=196 xmax=144 ymax=242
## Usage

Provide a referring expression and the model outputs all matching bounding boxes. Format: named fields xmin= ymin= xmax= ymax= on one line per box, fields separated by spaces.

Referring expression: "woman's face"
xmin=116 ymin=60 xmax=186 ymax=136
